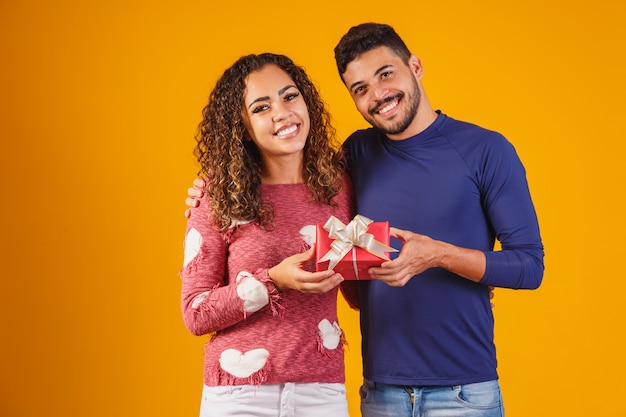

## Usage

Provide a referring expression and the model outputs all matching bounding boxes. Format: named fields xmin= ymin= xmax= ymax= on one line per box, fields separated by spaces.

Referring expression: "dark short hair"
xmin=334 ymin=23 xmax=412 ymax=79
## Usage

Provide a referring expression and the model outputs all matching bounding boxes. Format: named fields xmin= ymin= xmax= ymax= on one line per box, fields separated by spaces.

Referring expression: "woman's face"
xmin=241 ymin=64 xmax=310 ymax=163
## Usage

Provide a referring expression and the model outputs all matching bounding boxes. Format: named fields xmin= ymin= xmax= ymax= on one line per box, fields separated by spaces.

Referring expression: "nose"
xmin=271 ymin=101 xmax=290 ymax=122
xmin=371 ymin=83 xmax=389 ymax=101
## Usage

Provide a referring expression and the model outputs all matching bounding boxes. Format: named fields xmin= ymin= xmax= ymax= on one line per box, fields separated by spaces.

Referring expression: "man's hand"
xmin=269 ymin=246 xmax=344 ymax=293
xmin=367 ymin=227 xmax=441 ymax=287
xmin=184 ymin=178 xmax=206 ymax=218
xmin=368 ymin=227 xmax=486 ymax=287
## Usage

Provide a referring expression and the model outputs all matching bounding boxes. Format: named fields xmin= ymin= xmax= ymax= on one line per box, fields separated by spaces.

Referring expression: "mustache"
xmin=369 ymin=92 xmax=404 ymax=115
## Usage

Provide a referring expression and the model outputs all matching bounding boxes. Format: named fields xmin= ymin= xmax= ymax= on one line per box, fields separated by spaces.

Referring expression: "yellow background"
xmin=1 ymin=1 xmax=624 ymax=416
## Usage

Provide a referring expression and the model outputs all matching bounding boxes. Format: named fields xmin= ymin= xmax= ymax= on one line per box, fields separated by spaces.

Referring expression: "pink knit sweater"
xmin=180 ymin=175 xmax=355 ymax=386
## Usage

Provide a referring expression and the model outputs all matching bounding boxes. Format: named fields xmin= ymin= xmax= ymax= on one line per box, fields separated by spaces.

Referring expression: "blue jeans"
xmin=360 ymin=379 xmax=504 ymax=417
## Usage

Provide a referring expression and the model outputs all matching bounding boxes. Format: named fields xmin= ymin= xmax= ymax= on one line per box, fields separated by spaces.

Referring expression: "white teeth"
xmin=379 ymin=100 xmax=398 ymax=114
xmin=276 ymin=125 xmax=297 ymax=137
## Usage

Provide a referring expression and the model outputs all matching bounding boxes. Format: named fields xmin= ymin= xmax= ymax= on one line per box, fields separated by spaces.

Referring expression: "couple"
xmin=180 ymin=22 xmax=544 ymax=417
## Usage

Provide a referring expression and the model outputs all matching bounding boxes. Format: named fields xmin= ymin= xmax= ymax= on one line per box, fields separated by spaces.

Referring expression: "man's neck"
xmin=386 ymin=106 xmax=439 ymax=141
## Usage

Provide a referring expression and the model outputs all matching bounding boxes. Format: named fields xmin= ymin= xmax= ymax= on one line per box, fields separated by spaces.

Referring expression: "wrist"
xmin=434 ymin=239 xmax=455 ymax=270
xmin=267 ymin=266 xmax=284 ymax=292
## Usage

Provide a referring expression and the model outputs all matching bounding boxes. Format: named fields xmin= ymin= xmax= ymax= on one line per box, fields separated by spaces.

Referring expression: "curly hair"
xmin=194 ymin=53 xmax=346 ymax=232
xmin=334 ymin=23 xmax=412 ymax=80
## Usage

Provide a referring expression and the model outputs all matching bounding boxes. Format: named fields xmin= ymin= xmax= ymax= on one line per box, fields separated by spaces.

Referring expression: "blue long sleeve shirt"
xmin=344 ymin=112 xmax=544 ymax=386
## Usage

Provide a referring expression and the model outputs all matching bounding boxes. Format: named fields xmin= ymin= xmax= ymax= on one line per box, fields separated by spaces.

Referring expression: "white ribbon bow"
xmin=318 ymin=215 xmax=398 ymax=271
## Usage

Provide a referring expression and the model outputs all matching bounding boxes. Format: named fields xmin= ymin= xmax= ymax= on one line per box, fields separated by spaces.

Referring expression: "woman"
xmin=180 ymin=53 xmax=356 ymax=417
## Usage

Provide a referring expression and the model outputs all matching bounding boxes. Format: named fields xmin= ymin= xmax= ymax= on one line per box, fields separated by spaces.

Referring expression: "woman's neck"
xmin=260 ymin=155 xmax=304 ymax=184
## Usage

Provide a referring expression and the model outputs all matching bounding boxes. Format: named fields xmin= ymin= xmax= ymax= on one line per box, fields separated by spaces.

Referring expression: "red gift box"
xmin=315 ymin=215 xmax=397 ymax=280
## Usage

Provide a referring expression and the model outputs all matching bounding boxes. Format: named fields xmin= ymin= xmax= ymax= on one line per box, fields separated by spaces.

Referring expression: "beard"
xmin=366 ymin=78 xmax=421 ymax=136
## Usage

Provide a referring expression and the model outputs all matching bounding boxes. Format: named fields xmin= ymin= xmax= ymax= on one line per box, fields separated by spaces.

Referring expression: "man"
xmin=186 ymin=23 xmax=544 ymax=417
xmin=332 ymin=23 xmax=543 ymax=417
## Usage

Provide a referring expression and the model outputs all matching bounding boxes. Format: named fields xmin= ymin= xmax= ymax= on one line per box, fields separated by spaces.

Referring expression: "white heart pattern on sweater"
xmin=219 ymin=348 xmax=269 ymax=378
xmin=183 ymin=228 xmax=202 ymax=268
xmin=299 ymin=224 xmax=316 ymax=247
xmin=235 ymin=271 xmax=269 ymax=313
xmin=318 ymin=319 xmax=342 ymax=350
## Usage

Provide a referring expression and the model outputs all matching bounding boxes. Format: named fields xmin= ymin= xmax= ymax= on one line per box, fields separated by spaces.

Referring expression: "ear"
xmin=408 ymin=54 xmax=424 ymax=80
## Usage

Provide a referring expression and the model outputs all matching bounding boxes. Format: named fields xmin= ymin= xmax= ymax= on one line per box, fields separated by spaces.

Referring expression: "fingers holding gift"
xmin=269 ymin=246 xmax=344 ymax=293
xmin=370 ymin=228 xmax=441 ymax=287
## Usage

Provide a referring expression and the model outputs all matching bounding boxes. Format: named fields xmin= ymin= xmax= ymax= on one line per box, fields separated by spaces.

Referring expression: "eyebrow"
xmin=247 ymin=84 xmax=298 ymax=110
xmin=349 ymin=64 xmax=394 ymax=91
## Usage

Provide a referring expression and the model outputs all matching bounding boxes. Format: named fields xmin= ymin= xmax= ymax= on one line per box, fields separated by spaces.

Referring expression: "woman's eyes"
xmin=252 ymin=104 xmax=269 ymax=114
xmin=251 ymin=91 xmax=300 ymax=113
xmin=284 ymin=91 xmax=300 ymax=101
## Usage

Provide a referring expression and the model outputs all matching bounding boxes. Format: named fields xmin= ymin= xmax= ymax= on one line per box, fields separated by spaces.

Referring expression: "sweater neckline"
xmin=261 ymin=182 xmax=307 ymax=188
xmin=382 ymin=110 xmax=447 ymax=146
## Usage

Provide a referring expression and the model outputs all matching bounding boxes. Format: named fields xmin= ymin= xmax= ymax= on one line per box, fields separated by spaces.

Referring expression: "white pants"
xmin=199 ymin=382 xmax=349 ymax=417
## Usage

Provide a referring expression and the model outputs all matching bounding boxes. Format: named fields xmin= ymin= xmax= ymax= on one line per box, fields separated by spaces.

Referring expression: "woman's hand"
xmin=184 ymin=178 xmax=205 ymax=218
xmin=269 ymin=246 xmax=344 ymax=293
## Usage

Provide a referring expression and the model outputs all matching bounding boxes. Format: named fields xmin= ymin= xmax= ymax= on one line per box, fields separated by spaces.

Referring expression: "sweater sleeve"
xmin=479 ymin=136 xmax=545 ymax=289
xmin=179 ymin=195 xmax=280 ymax=336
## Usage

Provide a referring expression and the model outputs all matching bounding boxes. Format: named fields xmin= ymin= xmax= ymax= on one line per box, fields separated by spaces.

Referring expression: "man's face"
xmin=342 ymin=46 xmax=422 ymax=139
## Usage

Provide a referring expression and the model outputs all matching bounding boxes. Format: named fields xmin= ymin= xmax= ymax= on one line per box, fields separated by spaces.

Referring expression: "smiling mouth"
xmin=378 ymin=100 xmax=398 ymax=115
xmin=372 ymin=93 xmax=403 ymax=116
xmin=275 ymin=124 xmax=298 ymax=137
